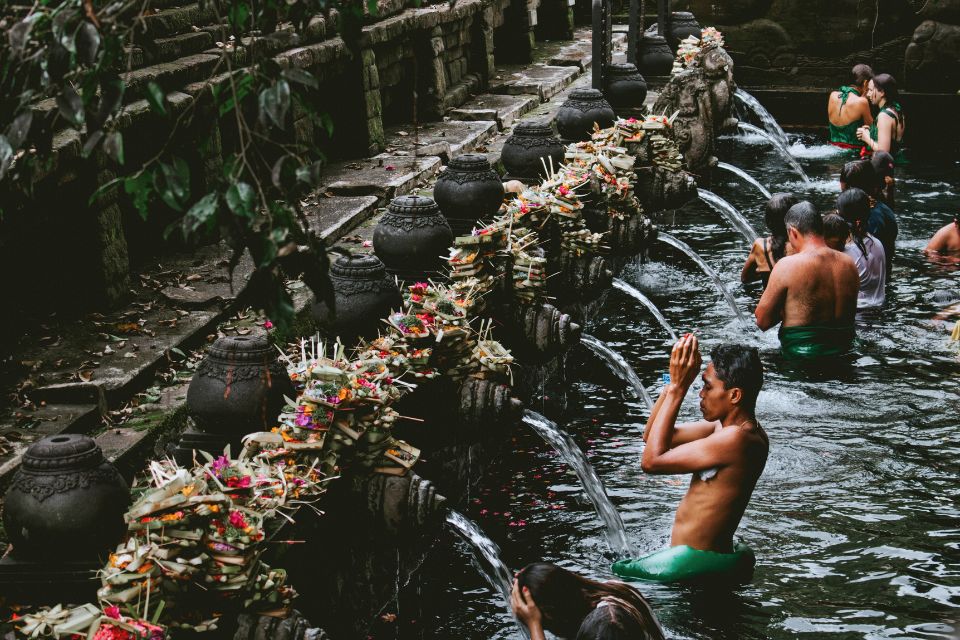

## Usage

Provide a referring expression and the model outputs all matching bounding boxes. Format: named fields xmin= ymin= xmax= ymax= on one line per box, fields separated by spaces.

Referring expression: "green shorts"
xmin=611 ymin=543 xmax=756 ymax=583
xmin=779 ymin=324 xmax=855 ymax=360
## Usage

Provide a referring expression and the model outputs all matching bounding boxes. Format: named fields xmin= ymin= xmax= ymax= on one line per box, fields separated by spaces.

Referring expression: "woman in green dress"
xmin=857 ymin=74 xmax=905 ymax=160
xmin=828 ymin=64 xmax=874 ymax=151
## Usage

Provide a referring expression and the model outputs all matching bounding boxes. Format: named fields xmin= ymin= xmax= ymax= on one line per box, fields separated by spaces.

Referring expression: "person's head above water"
xmin=700 ymin=344 xmax=763 ymax=419
xmin=784 ymin=201 xmax=823 ymax=250
xmin=840 ymin=160 xmax=879 ymax=195
xmin=764 ymin=192 xmax=798 ymax=261
xmin=837 ymin=188 xmax=871 ymax=233
xmin=576 ymin=603 xmax=659 ymax=640
xmin=868 ymin=73 xmax=899 ymax=107
xmin=870 ymin=150 xmax=895 ymax=179
xmin=515 ymin=563 xmax=663 ymax=639
xmin=850 ymin=63 xmax=873 ymax=93
xmin=822 ymin=212 xmax=849 ymax=251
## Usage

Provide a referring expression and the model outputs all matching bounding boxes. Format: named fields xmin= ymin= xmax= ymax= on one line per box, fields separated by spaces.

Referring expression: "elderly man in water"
xmin=612 ymin=336 xmax=768 ymax=583
xmin=755 ymin=201 xmax=860 ymax=359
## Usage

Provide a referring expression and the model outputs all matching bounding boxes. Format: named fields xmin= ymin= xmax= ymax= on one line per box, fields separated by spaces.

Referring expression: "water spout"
xmin=612 ymin=278 xmax=679 ymax=341
xmin=697 ymin=188 xmax=759 ymax=244
xmin=581 ymin=333 xmax=656 ymax=410
xmin=522 ymin=410 xmax=635 ymax=557
xmin=445 ymin=510 xmax=527 ymax=638
xmin=736 ymin=122 xmax=811 ymax=184
xmin=716 ymin=162 xmax=772 ymax=199
xmin=656 ymin=232 xmax=749 ymax=325
xmin=734 ymin=88 xmax=790 ymax=148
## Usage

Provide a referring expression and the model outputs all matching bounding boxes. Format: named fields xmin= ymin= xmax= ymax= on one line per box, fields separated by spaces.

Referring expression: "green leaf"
xmin=216 ymin=73 xmax=254 ymax=117
xmin=0 ymin=135 xmax=13 ymax=181
xmin=56 ymin=84 xmax=84 ymax=126
xmin=271 ymin=155 xmax=297 ymax=193
xmin=6 ymin=111 xmax=34 ymax=150
xmin=155 ymin=158 xmax=190 ymax=211
xmin=104 ymin=131 xmax=124 ymax=164
xmin=8 ymin=17 xmax=37 ymax=56
xmin=228 ymin=2 xmax=249 ymax=32
xmin=183 ymin=192 xmax=219 ymax=235
xmin=226 ymin=182 xmax=257 ymax=219
xmin=319 ymin=112 xmax=334 ymax=139
xmin=81 ymin=130 xmax=104 ymax=158
xmin=145 ymin=81 xmax=167 ymax=116
xmin=76 ymin=21 xmax=101 ymax=65
xmin=295 ymin=161 xmax=324 ymax=187
xmin=124 ymin=172 xmax=154 ymax=221
xmin=282 ymin=67 xmax=319 ymax=89
xmin=367 ymin=0 xmax=378 ymax=15
xmin=258 ymin=79 xmax=290 ymax=129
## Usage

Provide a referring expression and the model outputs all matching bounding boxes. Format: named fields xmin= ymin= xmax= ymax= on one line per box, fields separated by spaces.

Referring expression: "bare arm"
xmin=876 ymin=112 xmax=894 ymax=153
xmin=643 ymin=385 xmax=719 ymax=445
xmin=755 ymin=261 xmax=788 ymax=330
xmin=856 ymin=98 xmax=874 ymax=126
xmin=741 ymin=241 xmax=761 ymax=283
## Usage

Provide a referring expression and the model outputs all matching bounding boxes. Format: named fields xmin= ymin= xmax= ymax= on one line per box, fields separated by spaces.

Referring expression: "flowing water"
xmin=612 ymin=277 xmax=679 ymax=340
xmin=716 ymin=161 xmax=772 ymax=199
xmin=580 ymin=333 xmax=656 ymax=410
xmin=734 ymin=88 xmax=790 ymax=148
xmin=425 ymin=137 xmax=960 ymax=639
xmin=522 ymin=410 xmax=634 ymax=558
xmin=657 ymin=232 xmax=749 ymax=325
xmin=698 ymin=188 xmax=759 ymax=244
xmin=737 ymin=122 xmax=811 ymax=184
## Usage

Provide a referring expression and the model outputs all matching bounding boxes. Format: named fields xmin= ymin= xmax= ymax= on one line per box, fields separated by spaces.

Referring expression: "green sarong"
xmin=828 ymin=86 xmax=865 ymax=151
xmin=779 ymin=323 xmax=855 ymax=360
xmin=612 ymin=543 xmax=756 ymax=583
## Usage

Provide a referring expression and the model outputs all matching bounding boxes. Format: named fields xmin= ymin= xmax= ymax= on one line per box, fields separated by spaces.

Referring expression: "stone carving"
xmin=433 ymin=154 xmax=505 ymax=236
xmin=501 ymin=120 xmax=566 ymax=182
xmin=234 ymin=610 xmax=331 ymax=640
xmin=363 ymin=472 xmax=447 ymax=535
xmin=905 ymin=19 xmax=960 ymax=89
xmin=699 ymin=43 xmax=739 ymax=134
xmin=373 ymin=195 xmax=453 ymax=281
xmin=312 ymin=253 xmax=402 ymax=343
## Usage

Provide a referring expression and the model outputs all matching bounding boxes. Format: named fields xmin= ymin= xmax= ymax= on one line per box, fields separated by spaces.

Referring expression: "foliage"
xmin=0 ymin=0 xmax=377 ymax=330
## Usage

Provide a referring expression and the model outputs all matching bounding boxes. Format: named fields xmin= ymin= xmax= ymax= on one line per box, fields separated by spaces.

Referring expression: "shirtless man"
xmin=925 ymin=214 xmax=960 ymax=260
xmin=612 ymin=337 xmax=768 ymax=582
xmin=828 ymin=64 xmax=874 ymax=150
xmin=755 ymin=201 xmax=860 ymax=359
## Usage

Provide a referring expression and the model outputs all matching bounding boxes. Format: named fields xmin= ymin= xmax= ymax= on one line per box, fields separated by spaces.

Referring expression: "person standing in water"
xmin=612 ymin=337 xmax=768 ymax=583
xmin=741 ymin=193 xmax=798 ymax=286
xmin=828 ymin=64 xmax=874 ymax=151
xmin=840 ymin=160 xmax=898 ymax=277
xmin=857 ymin=74 xmax=905 ymax=159
xmin=755 ymin=202 xmax=860 ymax=359
xmin=925 ymin=213 xmax=960 ymax=260
xmin=837 ymin=188 xmax=886 ymax=312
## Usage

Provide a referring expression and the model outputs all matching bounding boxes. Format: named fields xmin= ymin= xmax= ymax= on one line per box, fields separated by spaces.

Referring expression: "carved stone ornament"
xmin=556 ymin=88 xmax=616 ymax=141
xmin=313 ymin=253 xmax=403 ymax=343
xmin=374 ymin=195 xmax=453 ymax=281
xmin=501 ymin=120 xmax=566 ymax=182
xmin=433 ymin=154 xmax=506 ymax=236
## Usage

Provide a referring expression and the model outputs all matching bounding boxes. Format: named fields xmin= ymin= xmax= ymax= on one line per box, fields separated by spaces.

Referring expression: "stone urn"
xmin=312 ymin=253 xmax=402 ymax=343
xmin=668 ymin=11 xmax=702 ymax=50
xmin=501 ymin=120 xmax=565 ymax=183
xmin=373 ymin=195 xmax=453 ymax=282
xmin=3 ymin=435 xmax=130 ymax=560
xmin=604 ymin=63 xmax=648 ymax=115
xmin=433 ymin=154 xmax=505 ymax=237
xmin=637 ymin=34 xmax=675 ymax=76
xmin=556 ymin=88 xmax=616 ymax=142
xmin=185 ymin=335 xmax=294 ymax=448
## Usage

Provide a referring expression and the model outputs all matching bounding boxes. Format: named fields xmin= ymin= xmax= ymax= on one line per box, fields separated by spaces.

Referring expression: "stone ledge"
xmin=321 ymin=156 xmax=441 ymax=201
xmin=489 ymin=64 xmax=580 ymax=101
xmin=305 ymin=195 xmax=381 ymax=239
xmin=448 ymin=93 xmax=539 ymax=130
xmin=381 ymin=119 xmax=497 ymax=162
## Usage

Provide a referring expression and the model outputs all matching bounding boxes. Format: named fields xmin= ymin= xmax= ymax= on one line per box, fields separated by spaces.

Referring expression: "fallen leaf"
xmin=237 ymin=328 xmax=252 ymax=335
xmin=123 ymin=352 xmax=136 ymax=359
xmin=186 ymin=274 xmax=202 ymax=281
xmin=78 ymin=370 xmax=95 ymax=382
xmin=397 ymin=131 xmax=408 ymax=136
xmin=104 ymin=345 xmax=113 ymax=355
xmin=385 ymin=165 xmax=395 ymax=171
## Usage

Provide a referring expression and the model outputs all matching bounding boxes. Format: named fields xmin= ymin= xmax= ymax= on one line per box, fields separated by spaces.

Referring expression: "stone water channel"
xmin=421 ymin=139 xmax=960 ymax=638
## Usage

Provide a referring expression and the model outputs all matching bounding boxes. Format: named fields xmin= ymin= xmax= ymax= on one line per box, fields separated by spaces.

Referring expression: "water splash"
xmin=445 ymin=511 xmax=527 ymax=638
xmin=522 ymin=410 xmax=635 ymax=557
xmin=785 ymin=141 xmax=851 ymax=160
xmin=698 ymin=188 xmax=759 ymax=244
xmin=612 ymin=278 xmax=679 ymax=340
xmin=581 ymin=333 xmax=656 ymax=410
xmin=737 ymin=122 xmax=811 ymax=184
xmin=734 ymin=88 xmax=790 ymax=147
xmin=716 ymin=162 xmax=772 ymax=199
xmin=656 ymin=232 xmax=749 ymax=325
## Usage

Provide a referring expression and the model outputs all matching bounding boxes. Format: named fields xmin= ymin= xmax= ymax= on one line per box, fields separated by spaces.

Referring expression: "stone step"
xmin=548 ymin=42 xmax=593 ymax=70
xmin=304 ymin=195 xmax=381 ymax=240
xmin=448 ymin=94 xmax=540 ymax=130
xmin=321 ymin=156 xmax=441 ymax=202
xmin=489 ymin=64 xmax=580 ymax=101
xmin=381 ymin=119 xmax=497 ymax=163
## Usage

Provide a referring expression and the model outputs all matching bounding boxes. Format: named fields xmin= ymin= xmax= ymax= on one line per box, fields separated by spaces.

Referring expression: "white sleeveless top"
xmin=844 ymin=233 xmax=886 ymax=310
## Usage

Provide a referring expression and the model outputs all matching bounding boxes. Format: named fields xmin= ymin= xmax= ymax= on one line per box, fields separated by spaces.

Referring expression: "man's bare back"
xmin=757 ymin=246 xmax=859 ymax=329
xmin=925 ymin=221 xmax=960 ymax=255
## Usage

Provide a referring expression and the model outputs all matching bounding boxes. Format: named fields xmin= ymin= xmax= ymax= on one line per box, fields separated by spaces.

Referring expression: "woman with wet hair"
xmin=510 ymin=563 xmax=664 ymax=640
xmin=857 ymin=73 xmax=905 ymax=159
xmin=741 ymin=192 xmax=798 ymax=286
xmin=837 ymin=188 xmax=886 ymax=310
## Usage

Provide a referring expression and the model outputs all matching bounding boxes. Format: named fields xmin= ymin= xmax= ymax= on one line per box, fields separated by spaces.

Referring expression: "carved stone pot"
xmin=373 ymin=195 xmax=453 ymax=282
xmin=0 ymin=434 xmax=130 ymax=604
xmin=312 ymin=254 xmax=402 ymax=343
xmin=515 ymin=302 xmax=582 ymax=355
xmin=433 ymin=154 xmax=505 ymax=237
xmin=501 ymin=120 xmax=565 ymax=183
xmin=668 ymin=12 xmax=702 ymax=50
xmin=182 ymin=335 xmax=294 ymax=457
xmin=556 ymin=89 xmax=616 ymax=142
xmin=637 ymin=35 xmax=674 ymax=76
xmin=604 ymin=63 xmax=648 ymax=116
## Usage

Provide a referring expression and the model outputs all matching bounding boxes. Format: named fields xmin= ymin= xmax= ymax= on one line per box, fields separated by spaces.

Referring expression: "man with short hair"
xmin=828 ymin=64 xmax=874 ymax=150
xmin=612 ymin=336 xmax=768 ymax=583
xmin=755 ymin=201 xmax=860 ymax=359
xmin=925 ymin=214 xmax=960 ymax=258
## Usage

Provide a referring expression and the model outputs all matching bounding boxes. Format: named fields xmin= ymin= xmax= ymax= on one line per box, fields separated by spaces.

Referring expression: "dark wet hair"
xmin=872 ymin=73 xmax=899 ymax=104
xmin=517 ymin=563 xmax=663 ymax=639
xmin=764 ymin=192 xmax=797 ymax=261
xmin=709 ymin=344 xmax=763 ymax=413
xmin=822 ymin=212 xmax=849 ymax=242
xmin=784 ymin=201 xmax=823 ymax=237
xmin=870 ymin=150 xmax=895 ymax=178
xmin=851 ymin=63 xmax=873 ymax=87
xmin=840 ymin=160 xmax=879 ymax=195
xmin=837 ymin=188 xmax=871 ymax=258
xmin=576 ymin=603 xmax=661 ymax=640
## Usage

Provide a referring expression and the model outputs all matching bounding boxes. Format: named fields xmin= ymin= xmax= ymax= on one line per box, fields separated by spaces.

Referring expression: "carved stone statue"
xmin=697 ymin=43 xmax=739 ymax=134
